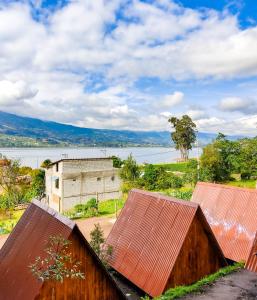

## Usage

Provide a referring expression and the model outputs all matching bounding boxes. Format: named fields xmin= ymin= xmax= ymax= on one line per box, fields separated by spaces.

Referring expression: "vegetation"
xmin=41 ymin=159 xmax=52 ymax=168
xmin=120 ymin=154 xmax=140 ymax=182
xmin=0 ymin=209 xmax=24 ymax=234
xmin=143 ymin=262 xmax=244 ymax=300
xmin=168 ymin=115 xmax=196 ymax=161
xmin=29 ymin=235 xmax=84 ymax=282
xmin=90 ymin=223 xmax=113 ymax=266
xmin=111 ymin=156 xmax=123 ymax=168
xmin=64 ymin=198 xmax=125 ymax=220
xmin=0 ymin=159 xmax=45 ymax=218
xmin=200 ymin=134 xmax=257 ymax=182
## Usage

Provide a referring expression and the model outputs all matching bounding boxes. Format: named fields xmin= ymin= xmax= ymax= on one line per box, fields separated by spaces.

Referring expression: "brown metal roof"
xmin=0 ymin=200 xmax=73 ymax=300
xmin=191 ymin=182 xmax=257 ymax=264
xmin=106 ymin=189 xmax=201 ymax=297
xmin=0 ymin=200 xmax=126 ymax=300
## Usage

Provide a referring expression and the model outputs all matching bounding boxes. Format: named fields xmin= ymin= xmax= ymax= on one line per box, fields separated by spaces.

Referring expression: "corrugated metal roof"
xmin=106 ymin=189 xmax=200 ymax=297
xmin=0 ymin=201 xmax=73 ymax=300
xmin=245 ymin=233 xmax=257 ymax=273
xmin=191 ymin=182 xmax=257 ymax=264
xmin=0 ymin=200 xmax=126 ymax=300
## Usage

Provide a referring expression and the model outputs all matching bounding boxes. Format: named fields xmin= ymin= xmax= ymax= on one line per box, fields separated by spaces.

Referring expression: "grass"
xmin=0 ymin=209 xmax=25 ymax=234
xmin=98 ymin=198 xmax=125 ymax=215
xmin=64 ymin=198 xmax=126 ymax=220
xmin=227 ymin=179 xmax=256 ymax=189
xmin=152 ymin=162 xmax=189 ymax=173
xmin=142 ymin=262 xmax=244 ymax=300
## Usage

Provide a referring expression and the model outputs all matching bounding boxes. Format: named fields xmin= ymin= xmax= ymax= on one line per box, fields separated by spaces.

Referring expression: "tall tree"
xmin=120 ymin=154 xmax=140 ymax=181
xmin=168 ymin=115 xmax=196 ymax=161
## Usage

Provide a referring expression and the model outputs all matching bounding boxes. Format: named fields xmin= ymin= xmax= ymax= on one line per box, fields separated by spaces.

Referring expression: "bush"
xmin=157 ymin=173 xmax=183 ymax=189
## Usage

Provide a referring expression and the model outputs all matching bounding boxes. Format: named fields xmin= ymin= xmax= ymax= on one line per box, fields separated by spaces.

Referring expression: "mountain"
xmin=0 ymin=111 xmax=244 ymax=147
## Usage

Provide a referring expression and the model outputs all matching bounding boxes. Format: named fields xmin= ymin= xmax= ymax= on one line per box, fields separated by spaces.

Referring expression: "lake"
xmin=0 ymin=147 xmax=201 ymax=168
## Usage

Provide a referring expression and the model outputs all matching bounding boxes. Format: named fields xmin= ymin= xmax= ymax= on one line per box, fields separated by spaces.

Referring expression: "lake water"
xmin=0 ymin=147 xmax=201 ymax=168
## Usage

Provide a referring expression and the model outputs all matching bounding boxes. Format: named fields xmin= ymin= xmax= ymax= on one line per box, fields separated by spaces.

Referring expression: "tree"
xmin=168 ymin=115 xmax=196 ymax=161
xmin=111 ymin=156 xmax=123 ymax=168
xmin=25 ymin=169 xmax=45 ymax=200
xmin=0 ymin=159 xmax=21 ymax=214
xmin=41 ymin=159 xmax=52 ymax=169
xmin=120 ymin=154 xmax=140 ymax=181
xmin=90 ymin=223 xmax=112 ymax=267
xmin=200 ymin=134 xmax=240 ymax=182
xmin=29 ymin=235 xmax=84 ymax=283
xmin=238 ymin=138 xmax=257 ymax=179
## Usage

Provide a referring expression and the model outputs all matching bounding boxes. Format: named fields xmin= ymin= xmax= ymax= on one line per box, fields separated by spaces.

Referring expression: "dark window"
xmin=111 ymin=176 xmax=115 ymax=181
xmin=97 ymin=177 xmax=101 ymax=181
xmin=56 ymin=163 xmax=59 ymax=172
xmin=55 ymin=178 xmax=59 ymax=189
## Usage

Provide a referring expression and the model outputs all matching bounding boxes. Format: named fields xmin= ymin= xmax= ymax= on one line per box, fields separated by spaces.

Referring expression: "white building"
xmin=45 ymin=158 xmax=122 ymax=212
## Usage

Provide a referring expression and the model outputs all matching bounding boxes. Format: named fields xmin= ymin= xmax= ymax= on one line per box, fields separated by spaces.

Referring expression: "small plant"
xmin=90 ymin=223 xmax=113 ymax=267
xmin=29 ymin=234 xmax=85 ymax=283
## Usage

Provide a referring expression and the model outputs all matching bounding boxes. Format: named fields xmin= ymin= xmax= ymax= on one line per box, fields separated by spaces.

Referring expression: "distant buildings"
xmin=45 ymin=158 xmax=121 ymax=212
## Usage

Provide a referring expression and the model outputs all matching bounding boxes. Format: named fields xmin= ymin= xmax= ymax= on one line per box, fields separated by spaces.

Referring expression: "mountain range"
xmin=0 ymin=111 xmax=244 ymax=147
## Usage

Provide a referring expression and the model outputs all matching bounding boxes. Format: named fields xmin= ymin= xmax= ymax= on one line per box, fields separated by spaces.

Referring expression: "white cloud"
xmin=160 ymin=91 xmax=184 ymax=108
xmin=0 ymin=80 xmax=37 ymax=106
xmin=0 ymin=1 xmax=256 ymax=134
xmin=186 ymin=109 xmax=207 ymax=120
xmin=218 ymin=97 xmax=257 ymax=114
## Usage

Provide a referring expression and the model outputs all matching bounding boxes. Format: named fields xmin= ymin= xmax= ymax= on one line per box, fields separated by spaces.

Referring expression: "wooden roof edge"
xmin=32 ymin=199 xmax=75 ymax=230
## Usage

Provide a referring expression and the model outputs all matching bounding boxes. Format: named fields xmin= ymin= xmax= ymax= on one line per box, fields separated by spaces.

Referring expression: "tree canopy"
xmin=168 ymin=115 xmax=196 ymax=161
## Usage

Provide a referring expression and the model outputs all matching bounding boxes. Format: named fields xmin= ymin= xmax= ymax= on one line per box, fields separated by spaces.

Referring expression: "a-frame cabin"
xmin=106 ymin=189 xmax=227 ymax=298
xmin=0 ymin=200 xmax=126 ymax=300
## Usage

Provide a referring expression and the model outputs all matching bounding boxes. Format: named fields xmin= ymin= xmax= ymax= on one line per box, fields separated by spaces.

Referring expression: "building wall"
xmin=36 ymin=228 xmax=125 ymax=300
xmin=45 ymin=162 xmax=63 ymax=212
xmin=45 ymin=160 xmax=122 ymax=212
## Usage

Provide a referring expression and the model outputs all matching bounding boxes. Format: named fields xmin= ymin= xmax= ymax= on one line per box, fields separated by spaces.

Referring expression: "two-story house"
xmin=44 ymin=158 xmax=121 ymax=212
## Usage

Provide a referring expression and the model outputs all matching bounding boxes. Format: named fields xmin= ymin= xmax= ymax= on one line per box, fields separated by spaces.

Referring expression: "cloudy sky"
xmin=0 ymin=0 xmax=257 ymax=135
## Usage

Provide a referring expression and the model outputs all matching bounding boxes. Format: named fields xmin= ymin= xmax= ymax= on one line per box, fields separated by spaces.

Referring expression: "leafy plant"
xmin=90 ymin=223 xmax=113 ymax=267
xmin=29 ymin=235 xmax=85 ymax=283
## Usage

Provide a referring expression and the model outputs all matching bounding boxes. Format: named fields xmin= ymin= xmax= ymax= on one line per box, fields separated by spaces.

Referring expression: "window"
xmin=97 ymin=177 xmax=101 ymax=181
xmin=111 ymin=176 xmax=115 ymax=181
xmin=56 ymin=163 xmax=59 ymax=172
xmin=55 ymin=178 xmax=59 ymax=189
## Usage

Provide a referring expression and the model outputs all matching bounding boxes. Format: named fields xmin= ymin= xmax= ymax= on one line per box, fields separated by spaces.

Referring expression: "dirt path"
xmin=76 ymin=214 xmax=117 ymax=240
xmin=181 ymin=269 xmax=257 ymax=300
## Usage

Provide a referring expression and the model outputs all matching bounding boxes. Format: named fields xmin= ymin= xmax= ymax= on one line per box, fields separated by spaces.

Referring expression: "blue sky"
xmin=0 ymin=0 xmax=256 ymax=135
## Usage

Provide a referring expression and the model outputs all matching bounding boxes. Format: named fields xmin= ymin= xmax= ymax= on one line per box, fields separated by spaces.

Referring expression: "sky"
xmin=0 ymin=0 xmax=257 ymax=135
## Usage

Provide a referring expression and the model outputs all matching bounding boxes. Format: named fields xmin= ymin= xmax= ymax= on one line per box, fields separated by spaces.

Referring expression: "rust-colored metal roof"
xmin=106 ymin=189 xmax=201 ymax=297
xmin=0 ymin=200 xmax=74 ymax=300
xmin=245 ymin=232 xmax=257 ymax=273
xmin=191 ymin=182 xmax=257 ymax=264
xmin=0 ymin=200 xmax=126 ymax=300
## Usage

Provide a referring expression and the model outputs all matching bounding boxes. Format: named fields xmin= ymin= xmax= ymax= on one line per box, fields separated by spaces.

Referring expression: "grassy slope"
xmin=143 ymin=263 xmax=244 ymax=300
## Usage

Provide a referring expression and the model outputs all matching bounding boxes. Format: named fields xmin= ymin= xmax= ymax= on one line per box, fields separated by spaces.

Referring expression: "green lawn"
xmin=151 ymin=162 xmax=189 ymax=173
xmin=143 ymin=262 xmax=244 ymax=300
xmin=98 ymin=198 xmax=125 ymax=215
xmin=227 ymin=179 xmax=256 ymax=189
xmin=0 ymin=210 xmax=25 ymax=234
